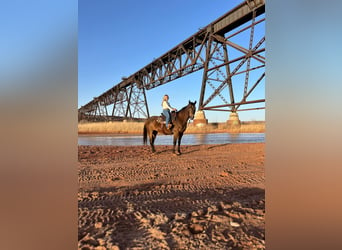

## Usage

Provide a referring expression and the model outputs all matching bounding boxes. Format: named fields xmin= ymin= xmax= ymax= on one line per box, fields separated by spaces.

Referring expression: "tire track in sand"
xmin=78 ymin=143 xmax=265 ymax=249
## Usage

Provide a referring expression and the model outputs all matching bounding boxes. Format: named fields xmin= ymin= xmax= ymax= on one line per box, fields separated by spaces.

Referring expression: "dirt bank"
xmin=78 ymin=143 xmax=265 ymax=249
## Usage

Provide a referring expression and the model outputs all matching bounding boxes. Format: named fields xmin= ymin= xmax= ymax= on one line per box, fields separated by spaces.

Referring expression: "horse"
xmin=143 ymin=100 xmax=197 ymax=154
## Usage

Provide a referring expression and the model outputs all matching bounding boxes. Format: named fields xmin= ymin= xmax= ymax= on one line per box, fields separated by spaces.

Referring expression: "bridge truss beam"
xmin=78 ymin=0 xmax=265 ymax=122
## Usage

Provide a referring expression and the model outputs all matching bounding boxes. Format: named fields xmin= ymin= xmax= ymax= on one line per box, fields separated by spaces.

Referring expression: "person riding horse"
xmin=161 ymin=94 xmax=177 ymax=130
xmin=144 ymin=100 xmax=196 ymax=154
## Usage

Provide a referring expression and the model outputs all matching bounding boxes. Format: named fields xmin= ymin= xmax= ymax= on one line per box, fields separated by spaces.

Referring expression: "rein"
xmin=175 ymin=105 xmax=191 ymax=123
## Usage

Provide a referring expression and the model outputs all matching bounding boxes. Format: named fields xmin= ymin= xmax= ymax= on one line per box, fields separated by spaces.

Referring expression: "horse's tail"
xmin=143 ymin=123 xmax=148 ymax=145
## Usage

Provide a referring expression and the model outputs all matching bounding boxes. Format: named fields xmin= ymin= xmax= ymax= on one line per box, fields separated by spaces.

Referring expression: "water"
xmin=78 ymin=133 xmax=264 ymax=146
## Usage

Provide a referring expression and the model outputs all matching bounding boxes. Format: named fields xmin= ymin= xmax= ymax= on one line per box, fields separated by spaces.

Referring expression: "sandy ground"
xmin=78 ymin=143 xmax=265 ymax=249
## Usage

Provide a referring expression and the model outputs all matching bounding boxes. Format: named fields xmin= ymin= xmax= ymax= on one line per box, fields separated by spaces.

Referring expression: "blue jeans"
xmin=162 ymin=109 xmax=171 ymax=127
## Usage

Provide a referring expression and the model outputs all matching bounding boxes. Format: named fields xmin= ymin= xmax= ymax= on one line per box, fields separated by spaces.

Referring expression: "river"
xmin=78 ymin=133 xmax=264 ymax=146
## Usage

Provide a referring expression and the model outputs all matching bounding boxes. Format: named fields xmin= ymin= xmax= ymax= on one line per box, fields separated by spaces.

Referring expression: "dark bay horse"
xmin=143 ymin=101 xmax=196 ymax=154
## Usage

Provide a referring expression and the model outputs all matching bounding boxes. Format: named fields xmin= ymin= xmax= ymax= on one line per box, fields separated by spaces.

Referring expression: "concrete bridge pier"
xmin=226 ymin=112 xmax=241 ymax=127
xmin=193 ymin=110 xmax=208 ymax=127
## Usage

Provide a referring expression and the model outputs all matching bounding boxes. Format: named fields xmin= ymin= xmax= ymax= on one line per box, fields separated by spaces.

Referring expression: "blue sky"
xmin=78 ymin=0 xmax=265 ymax=122
xmin=1 ymin=1 xmax=76 ymax=90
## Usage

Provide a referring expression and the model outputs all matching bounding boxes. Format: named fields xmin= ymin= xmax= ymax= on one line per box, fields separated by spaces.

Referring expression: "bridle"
xmin=188 ymin=103 xmax=195 ymax=120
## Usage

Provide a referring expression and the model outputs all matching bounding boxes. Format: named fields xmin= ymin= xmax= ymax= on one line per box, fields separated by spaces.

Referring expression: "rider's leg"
xmin=163 ymin=109 xmax=170 ymax=127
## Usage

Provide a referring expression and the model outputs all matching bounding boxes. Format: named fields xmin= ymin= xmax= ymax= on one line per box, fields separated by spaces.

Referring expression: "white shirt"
xmin=162 ymin=100 xmax=173 ymax=110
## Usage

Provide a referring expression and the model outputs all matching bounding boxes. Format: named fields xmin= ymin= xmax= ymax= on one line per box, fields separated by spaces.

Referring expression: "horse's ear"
xmin=194 ymin=100 xmax=197 ymax=104
xmin=188 ymin=100 xmax=191 ymax=104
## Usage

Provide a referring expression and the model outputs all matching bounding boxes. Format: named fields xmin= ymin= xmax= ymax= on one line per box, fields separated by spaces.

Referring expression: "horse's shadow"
xmin=179 ymin=145 xmax=202 ymax=154
xmin=151 ymin=144 xmax=202 ymax=155
xmin=206 ymin=143 xmax=231 ymax=150
xmin=149 ymin=143 xmax=232 ymax=155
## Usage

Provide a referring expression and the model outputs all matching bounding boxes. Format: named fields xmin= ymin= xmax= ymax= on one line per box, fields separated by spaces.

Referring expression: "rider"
xmin=161 ymin=94 xmax=177 ymax=129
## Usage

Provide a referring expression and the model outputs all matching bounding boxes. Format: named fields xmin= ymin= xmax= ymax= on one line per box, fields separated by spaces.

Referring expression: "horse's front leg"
xmin=177 ymin=132 xmax=184 ymax=154
xmin=172 ymin=132 xmax=179 ymax=155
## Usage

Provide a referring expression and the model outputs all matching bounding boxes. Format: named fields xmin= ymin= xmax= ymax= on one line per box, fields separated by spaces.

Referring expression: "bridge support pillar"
xmin=193 ymin=110 xmax=208 ymax=127
xmin=226 ymin=112 xmax=241 ymax=127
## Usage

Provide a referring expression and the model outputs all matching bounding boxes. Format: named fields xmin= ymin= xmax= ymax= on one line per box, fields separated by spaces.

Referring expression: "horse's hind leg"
xmin=150 ymin=130 xmax=158 ymax=153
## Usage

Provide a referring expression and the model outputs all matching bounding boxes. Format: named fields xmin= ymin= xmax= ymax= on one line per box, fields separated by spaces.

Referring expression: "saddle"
xmin=157 ymin=111 xmax=176 ymax=128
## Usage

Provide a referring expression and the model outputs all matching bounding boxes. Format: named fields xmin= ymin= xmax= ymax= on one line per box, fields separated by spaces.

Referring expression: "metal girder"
xmin=79 ymin=83 xmax=149 ymax=121
xmin=199 ymin=1 xmax=265 ymax=114
xmin=78 ymin=0 xmax=265 ymax=121
xmin=200 ymin=35 xmax=265 ymax=109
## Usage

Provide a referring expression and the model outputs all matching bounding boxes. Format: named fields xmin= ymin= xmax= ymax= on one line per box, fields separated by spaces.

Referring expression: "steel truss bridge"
xmin=78 ymin=0 xmax=265 ymax=122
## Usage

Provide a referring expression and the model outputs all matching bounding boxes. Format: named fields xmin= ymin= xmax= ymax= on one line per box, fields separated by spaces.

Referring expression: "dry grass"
xmin=78 ymin=121 xmax=144 ymax=134
xmin=187 ymin=121 xmax=265 ymax=133
xmin=78 ymin=121 xmax=265 ymax=134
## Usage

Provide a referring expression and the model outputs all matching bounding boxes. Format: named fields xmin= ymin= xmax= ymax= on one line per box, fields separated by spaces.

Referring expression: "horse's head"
xmin=188 ymin=100 xmax=197 ymax=120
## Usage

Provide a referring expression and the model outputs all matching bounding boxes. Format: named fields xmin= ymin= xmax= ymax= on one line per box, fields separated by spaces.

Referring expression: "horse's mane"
xmin=177 ymin=105 xmax=189 ymax=113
